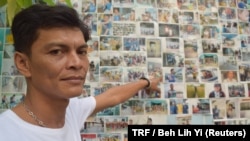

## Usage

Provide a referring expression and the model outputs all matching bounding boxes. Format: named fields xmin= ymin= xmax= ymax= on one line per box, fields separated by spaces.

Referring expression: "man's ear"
xmin=14 ymin=52 xmax=31 ymax=77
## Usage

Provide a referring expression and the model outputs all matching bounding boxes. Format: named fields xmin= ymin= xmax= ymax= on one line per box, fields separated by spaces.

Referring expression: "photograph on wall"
xmin=123 ymin=67 xmax=147 ymax=82
xmin=104 ymin=116 xmax=128 ymax=133
xmin=144 ymin=99 xmax=168 ymax=115
xmin=82 ymin=116 xmax=104 ymax=133
xmin=82 ymin=13 xmax=98 ymax=35
xmin=226 ymin=98 xmax=239 ymax=119
xmin=162 ymin=67 xmax=184 ymax=83
xmin=206 ymin=83 xmax=226 ymax=98
xmin=184 ymin=59 xmax=199 ymax=82
xmin=186 ymin=83 xmax=205 ymax=98
xmin=169 ymin=98 xmax=189 ymax=115
xmin=100 ymin=51 xmax=123 ymax=66
xmin=100 ymin=36 xmax=122 ymax=51
xmin=240 ymin=98 xmax=250 ymax=119
xmin=120 ymin=100 xmax=144 ymax=115
xmin=87 ymin=58 xmax=100 ymax=82
xmin=87 ymin=36 xmax=99 ymax=57
xmin=211 ymin=98 xmax=226 ymax=120
xmin=200 ymin=67 xmax=219 ymax=82
xmin=128 ymin=115 xmax=167 ymax=125
xmin=164 ymin=83 xmax=185 ymax=98
xmin=112 ymin=22 xmax=136 ymax=36
xmin=122 ymin=51 xmax=147 ymax=67
xmin=146 ymin=38 xmax=161 ymax=58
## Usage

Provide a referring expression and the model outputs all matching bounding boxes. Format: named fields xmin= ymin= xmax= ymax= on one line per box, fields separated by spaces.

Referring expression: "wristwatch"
xmin=140 ymin=77 xmax=151 ymax=89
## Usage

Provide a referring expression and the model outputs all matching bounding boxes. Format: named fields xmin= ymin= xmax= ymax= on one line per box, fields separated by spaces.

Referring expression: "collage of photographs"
xmin=0 ymin=0 xmax=250 ymax=140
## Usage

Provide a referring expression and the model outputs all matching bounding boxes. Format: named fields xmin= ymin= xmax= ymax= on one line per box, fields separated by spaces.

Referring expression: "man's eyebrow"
xmin=80 ymin=43 xmax=88 ymax=48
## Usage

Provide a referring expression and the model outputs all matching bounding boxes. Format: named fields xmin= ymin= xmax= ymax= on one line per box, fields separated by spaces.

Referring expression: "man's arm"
xmin=92 ymin=77 xmax=162 ymax=115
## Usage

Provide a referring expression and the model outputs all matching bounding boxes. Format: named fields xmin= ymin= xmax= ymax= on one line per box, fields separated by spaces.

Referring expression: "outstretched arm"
xmin=92 ymin=77 xmax=162 ymax=115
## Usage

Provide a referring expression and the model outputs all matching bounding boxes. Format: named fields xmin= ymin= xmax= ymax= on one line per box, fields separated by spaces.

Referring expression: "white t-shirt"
xmin=0 ymin=96 xmax=96 ymax=141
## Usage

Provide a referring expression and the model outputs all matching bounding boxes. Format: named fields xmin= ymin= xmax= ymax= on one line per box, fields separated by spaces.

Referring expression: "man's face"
xmin=26 ymin=27 xmax=89 ymax=99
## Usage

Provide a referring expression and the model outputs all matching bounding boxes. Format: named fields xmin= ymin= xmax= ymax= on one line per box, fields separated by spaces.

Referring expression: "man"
xmin=0 ymin=4 xmax=161 ymax=141
xmin=166 ymin=83 xmax=176 ymax=98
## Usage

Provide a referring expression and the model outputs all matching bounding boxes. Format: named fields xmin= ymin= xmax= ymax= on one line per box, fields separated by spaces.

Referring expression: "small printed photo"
xmin=238 ymin=22 xmax=250 ymax=34
xmin=100 ymin=67 xmax=123 ymax=82
xmin=158 ymin=23 xmax=180 ymax=37
xmin=200 ymin=67 xmax=219 ymax=82
xmin=113 ymin=0 xmax=134 ymax=7
xmin=202 ymin=39 xmax=221 ymax=53
xmin=158 ymin=9 xmax=179 ymax=23
xmin=183 ymin=39 xmax=199 ymax=58
xmin=2 ymin=58 xmax=20 ymax=76
xmin=199 ymin=53 xmax=219 ymax=67
xmin=200 ymin=12 xmax=218 ymax=25
xmin=112 ymin=22 xmax=136 ymax=36
xmin=238 ymin=9 xmax=249 ymax=22
xmin=98 ymin=14 xmax=112 ymax=35
xmin=179 ymin=11 xmax=199 ymax=24
xmin=221 ymin=70 xmax=238 ymax=83
xmin=123 ymin=67 xmax=147 ymax=82
xmin=185 ymin=59 xmax=199 ymax=82
xmin=226 ymin=98 xmax=239 ymax=119
xmin=219 ymin=55 xmax=238 ymax=71
xmin=227 ymin=83 xmax=246 ymax=97
xmin=206 ymin=83 xmax=226 ymax=98
xmin=128 ymin=115 xmax=167 ymax=125
xmin=82 ymin=0 xmax=97 ymax=13
xmin=139 ymin=22 xmax=155 ymax=36
xmin=100 ymin=36 xmax=122 ymax=51
xmin=5 ymin=28 xmax=13 ymax=44
xmin=0 ymin=8 xmax=6 ymax=27
xmin=211 ymin=99 xmax=226 ymax=119
xmin=97 ymin=105 xmax=120 ymax=116
xmin=198 ymin=0 xmax=217 ymax=12
xmin=156 ymin=0 xmax=177 ymax=8
xmin=81 ymin=83 xmax=92 ymax=98
xmin=97 ymin=133 xmax=122 ymax=141
xmin=0 ymin=93 xmax=24 ymax=109
xmin=220 ymin=21 xmax=238 ymax=34
xmin=120 ymin=100 xmax=144 ymax=115
xmin=104 ymin=116 xmax=128 ymax=133
xmin=81 ymin=133 xmax=97 ymax=140
xmin=169 ymin=98 xmax=189 ymax=115
xmin=3 ymin=44 xmax=15 ymax=59
xmin=87 ymin=58 xmax=99 ymax=82
xmin=239 ymin=64 xmax=250 ymax=82
xmin=135 ymin=8 xmax=157 ymax=22
xmin=201 ymin=26 xmax=220 ymax=39
xmin=164 ymin=83 xmax=185 ymax=98
xmin=180 ymin=24 xmax=200 ymax=40
xmin=226 ymin=119 xmax=249 ymax=125
xmin=135 ymin=0 xmax=156 ymax=7
xmin=87 ymin=37 xmax=99 ymax=57
xmin=97 ymin=0 xmax=112 ymax=13
xmin=167 ymin=114 xmax=213 ymax=125
xmin=113 ymin=7 xmax=133 ymax=21
xmin=190 ymin=98 xmax=210 ymax=114
xmin=139 ymin=84 xmax=161 ymax=99
xmin=0 ymin=28 xmax=4 ymax=51
xmin=2 ymin=76 xmax=26 ymax=93
xmin=240 ymin=98 xmax=250 ymax=119
xmin=186 ymin=83 xmax=205 ymax=98
xmin=163 ymin=67 xmax=184 ymax=83
xmin=218 ymin=7 xmax=237 ymax=20
xmin=221 ymin=33 xmax=238 ymax=48
xmin=240 ymin=35 xmax=250 ymax=61
xmin=147 ymin=58 xmax=162 ymax=78
xmin=100 ymin=51 xmax=123 ymax=66
xmin=177 ymin=0 xmax=197 ymax=10
xmin=82 ymin=13 xmax=98 ymax=35
xmin=144 ymin=99 xmax=168 ymax=115
xmin=92 ymin=82 xmax=121 ymax=96
xmin=122 ymin=52 xmax=147 ymax=67
xmin=81 ymin=117 xmax=104 ymax=133
xmin=146 ymin=38 xmax=161 ymax=58
xmin=165 ymin=38 xmax=180 ymax=52
xmin=123 ymin=37 xmax=141 ymax=51
xmin=163 ymin=52 xmax=184 ymax=67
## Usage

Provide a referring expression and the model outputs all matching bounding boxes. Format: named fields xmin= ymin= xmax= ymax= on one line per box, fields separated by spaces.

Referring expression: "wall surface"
xmin=0 ymin=0 xmax=250 ymax=140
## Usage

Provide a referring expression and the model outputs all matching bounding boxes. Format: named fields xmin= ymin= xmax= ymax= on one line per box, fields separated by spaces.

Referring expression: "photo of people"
xmin=211 ymin=99 xmax=226 ymax=120
xmin=186 ymin=83 xmax=205 ymax=98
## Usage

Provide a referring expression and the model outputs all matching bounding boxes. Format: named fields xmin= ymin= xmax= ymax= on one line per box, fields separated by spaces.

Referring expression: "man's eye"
xmin=50 ymin=50 xmax=62 ymax=55
xmin=78 ymin=50 xmax=87 ymax=55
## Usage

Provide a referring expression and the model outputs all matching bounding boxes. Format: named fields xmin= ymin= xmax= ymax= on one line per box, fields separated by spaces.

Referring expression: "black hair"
xmin=11 ymin=4 xmax=90 ymax=56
